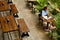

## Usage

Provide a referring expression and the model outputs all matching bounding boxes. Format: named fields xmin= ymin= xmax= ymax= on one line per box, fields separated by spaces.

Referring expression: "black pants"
xmin=46 ymin=22 xmax=50 ymax=29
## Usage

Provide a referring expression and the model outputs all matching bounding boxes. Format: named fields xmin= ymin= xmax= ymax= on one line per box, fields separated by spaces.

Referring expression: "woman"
xmin=42 ymin=6 xmax=51 ymax=30
xmin=42 ymin=6 xmax=48 ymax=17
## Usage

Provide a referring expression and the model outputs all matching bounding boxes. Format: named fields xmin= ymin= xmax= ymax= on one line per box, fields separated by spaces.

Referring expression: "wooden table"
xmin=0 ymin=1 xmax=10 ymax=17
xmin=0 ymin=15 xmax=21 ymax=40
xmin=0 ymin=1 xmax=9 ymax=11
xmin=0 ymin=15 xmax=18 ymax=32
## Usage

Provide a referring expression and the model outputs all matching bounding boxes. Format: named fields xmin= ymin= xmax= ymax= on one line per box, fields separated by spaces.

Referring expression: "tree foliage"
xmin=50 ymin=0 xmax=60 ymax=8
xmin=36 ymin=0 xmax=49 ymax=12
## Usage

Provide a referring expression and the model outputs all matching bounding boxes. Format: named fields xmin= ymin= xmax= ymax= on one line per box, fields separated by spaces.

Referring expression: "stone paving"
xmin=12 ymin=0 xmax=51 ymax=40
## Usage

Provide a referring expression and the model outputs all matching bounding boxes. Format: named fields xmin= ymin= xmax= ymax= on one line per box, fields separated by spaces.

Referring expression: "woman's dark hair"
xmin=43 ymin=6 xmax=47 ymax=10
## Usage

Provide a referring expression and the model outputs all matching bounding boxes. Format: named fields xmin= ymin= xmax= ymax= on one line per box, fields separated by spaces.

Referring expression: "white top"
xmin=42 ymin=16 xmax=52 ymax=20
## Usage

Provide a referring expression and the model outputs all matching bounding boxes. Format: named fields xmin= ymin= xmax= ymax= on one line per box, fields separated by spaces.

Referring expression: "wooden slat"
xmin=18 ymin=19 xmax=30 ymax=33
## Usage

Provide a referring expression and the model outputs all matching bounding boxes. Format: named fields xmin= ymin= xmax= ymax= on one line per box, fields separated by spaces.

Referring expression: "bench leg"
xmin=18 ymin=25 xmax=21 ymax=38
xmin=25 ymin=32 xmax=29 ymax=36
xmin=18 ymin=29 xmax=21 ymax=39
xmin=13 ymin=14 xmax=19 ymax=17
xmin=8 ymin=2 xmax=13 ymax=4
xmin=21 ymin=32 xmax=29 ymax=37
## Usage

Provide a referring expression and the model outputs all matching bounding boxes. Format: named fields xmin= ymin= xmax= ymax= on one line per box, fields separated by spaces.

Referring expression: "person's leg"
xmin=47 ymin=22 xmax=50 ymax=29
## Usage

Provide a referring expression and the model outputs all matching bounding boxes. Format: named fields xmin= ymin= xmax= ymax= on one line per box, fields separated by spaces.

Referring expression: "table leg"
xmin=2 ymin=33 xmax=4 ymax=40
xmin=18 ymin=29 xmax=20 ymax=38
xmin=12 ymin=30 xmax=21 ymax=40
xmin=7 ymin=33 xmax=10 ymax=40
xmin=18 ymin=25 xmax=21 ymax=38
xmin=10 ymin=10 xmax=12 ymax=15
xmin=8 ymin=32 xmax=12 ymax=40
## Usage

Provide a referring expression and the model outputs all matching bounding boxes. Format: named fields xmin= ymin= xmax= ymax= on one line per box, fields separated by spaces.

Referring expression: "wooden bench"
xmin=10 ymin=4 xmax=18 ymax=17
xmin=18 ymin=19 xmax=30 ymax=37
xmin=0 ymin=15 xmax=21 ymax=40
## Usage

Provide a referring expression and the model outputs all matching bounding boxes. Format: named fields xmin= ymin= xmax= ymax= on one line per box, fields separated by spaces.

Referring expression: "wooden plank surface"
xmin=18 ymin=19 xmax=30 ymax=33
xmin=0 ymin=15 xmax=18 ymax=32
xmin=10 ymin=4 xmax=18 ymax=14
xmin=0 ymin=1 xmax=9 ymax=11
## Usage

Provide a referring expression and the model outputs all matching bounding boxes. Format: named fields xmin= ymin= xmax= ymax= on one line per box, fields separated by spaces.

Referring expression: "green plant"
xmin=54 ymin=13 xmax=60 ymax=29
xmin=50 ymin=0 xmax=60 ymax=8
xmin=51 ymin=9 xmax=58 ymax=15
xmin=36 ymin=0 xmax=49 ymax=12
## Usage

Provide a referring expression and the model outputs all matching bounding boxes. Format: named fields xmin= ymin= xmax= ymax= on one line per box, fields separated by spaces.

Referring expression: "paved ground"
xmin=12 ymin=0 xmax=51 ymax=40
